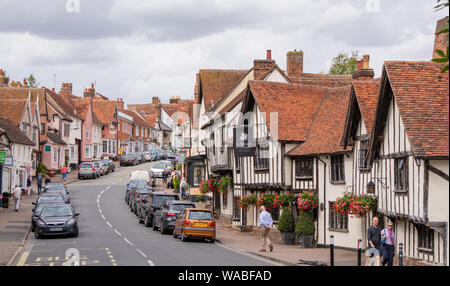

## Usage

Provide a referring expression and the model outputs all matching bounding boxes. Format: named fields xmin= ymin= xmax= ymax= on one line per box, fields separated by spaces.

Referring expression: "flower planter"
xmin=298 ymin=234 xmax=314 ymax=248
xmin=280 ymin=232 xmax=296 ymax=245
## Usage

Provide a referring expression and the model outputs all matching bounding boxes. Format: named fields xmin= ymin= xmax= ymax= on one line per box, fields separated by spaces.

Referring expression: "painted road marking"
xmin=113 ymin=229 xmax=122 ymax=236
xmin=106 ymin=185 xmax=111 ymax=190
xmin=124 ymin=238 xmax=133 ymax=246
xmin=106 ymin=221 xmax=113 ymax=228
xmin=136 ymin=249 xmax=147 ymax=258
xmin=101 ymin=214 xmax=106 ymax=220
xmin=147 ymin=260 xmax=155 ymax=266
xmin=16 ymin=251 xmax=30 ymax=266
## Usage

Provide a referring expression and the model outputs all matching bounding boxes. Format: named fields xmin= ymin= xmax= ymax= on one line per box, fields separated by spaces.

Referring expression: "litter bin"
xmin=2 ymin=192 xmax=10 ymax=208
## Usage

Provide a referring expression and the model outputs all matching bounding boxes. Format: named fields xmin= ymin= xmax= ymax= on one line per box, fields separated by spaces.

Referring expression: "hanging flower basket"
xmin=238 ymin=194 xmax=257 ymax=209
xmin=297 ymin=191 xmax=318 ymax=211
xmin=256 ymin=193 xmax=276 ymax=210
xmin=349 ymin=195 xmax=377 ymax=218
xmin=200 ymin=178 xmax=219 ymax=195
xmin=333 ymin=192 xmax=356 ymax=216
xmin=217 ymin=176 xmax=233 ymax=194
xmin=274 ymin=192 xmax=296 ymax=209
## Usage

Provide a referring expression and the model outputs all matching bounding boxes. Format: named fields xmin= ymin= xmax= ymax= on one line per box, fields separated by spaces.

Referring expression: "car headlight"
xmin=66 ymin=218 xmax=75 ymax=226
xmin=37 ymin=220 xmax=46 ymax=227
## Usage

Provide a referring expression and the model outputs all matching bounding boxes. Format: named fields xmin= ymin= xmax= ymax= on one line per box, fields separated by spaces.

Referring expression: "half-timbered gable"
xmin=368 ymin=61 xmax=449 ymax=265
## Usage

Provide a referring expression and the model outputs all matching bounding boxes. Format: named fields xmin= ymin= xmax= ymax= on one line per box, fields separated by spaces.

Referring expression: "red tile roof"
xmin=381 ymin=61 xmax=449 ymax=158
xmin=119 ymin=109 xmax=152 ymax=128
xmin=290 ymin=73 xmax=352 ymax=88
xmin=287 ymin=86 xmax=352 ymax=156
xmin=0 ymin=99 xmax=27 ymax=125
xmin=352 ymin=79 xmax=380 ymax=136
xmin=92 ymin=100 xmax=117 ymax=125
xmin=0 ymin=116 xmax=34 ymax=146
xmin=247 ymin=81 xmax=333 ymax=142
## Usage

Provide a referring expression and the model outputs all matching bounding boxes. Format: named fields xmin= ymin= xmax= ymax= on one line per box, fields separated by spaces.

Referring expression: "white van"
xmin=129 ymin=170 xmax=155 ymax=187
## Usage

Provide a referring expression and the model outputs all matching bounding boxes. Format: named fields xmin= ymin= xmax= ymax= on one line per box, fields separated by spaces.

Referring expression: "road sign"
xmin=45 ymin=145 xmax=51 ymax=152
xmin=0 ymin=151 xmax=5 ymax=162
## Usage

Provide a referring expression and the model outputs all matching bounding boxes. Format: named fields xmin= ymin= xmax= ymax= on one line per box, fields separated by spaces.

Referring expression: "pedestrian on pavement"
xmin=259 ymin=206 xmax=273 ymax=252
xmin=37 ymin=173 xmax=43 ymax=195
xmin=45 ymin=175 xmax=51 ymax=185
xmin=61 ymin=165 xmax=68 ymax=181
xmin=162 ymin=168 xmax=168 ymax=186
xmin=367 ymin=216 xmax=382 ymax=265
xmin=13 ymin=185 xmax=22 ymax=212
xmin=180 ymin=176 xmax=187 ymax=199
xmin=26 ymin=175 xmax=32 ymax=196
xmin=381 ymin=221 xmax=396 ymax=266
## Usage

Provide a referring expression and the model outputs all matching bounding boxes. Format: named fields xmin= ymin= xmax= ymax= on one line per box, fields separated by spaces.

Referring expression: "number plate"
xmin=82 ymin=169 xmax=90 ymax=171
xmin=49 ymin=227 xmax=63 ymax=232
xmin=195 ymin=223 xmax=207 ymax=228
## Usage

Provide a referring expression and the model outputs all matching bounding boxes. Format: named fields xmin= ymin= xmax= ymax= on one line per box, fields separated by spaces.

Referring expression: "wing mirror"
xmin=32 ymin=202 xmax=36 ymax=205
xmin=74 ymin=213 xmax=80 ymax=217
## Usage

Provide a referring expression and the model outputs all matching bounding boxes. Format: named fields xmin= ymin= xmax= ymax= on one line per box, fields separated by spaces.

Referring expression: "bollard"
xmin=330 ymin=235 xmax=335 ymax=266
xmin=398 ymin=243 xmax=404 ymax=266
xmin=357 ymin=239 xmax=362 ymax=266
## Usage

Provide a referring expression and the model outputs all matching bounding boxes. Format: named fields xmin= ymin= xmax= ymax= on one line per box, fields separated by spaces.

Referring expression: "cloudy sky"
xmin=0 ymin=0 xmax=447 ymax=105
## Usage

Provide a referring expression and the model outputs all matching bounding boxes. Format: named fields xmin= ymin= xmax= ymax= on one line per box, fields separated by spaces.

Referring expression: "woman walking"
xmin=381 ymin=221 xmax=396 ymax=266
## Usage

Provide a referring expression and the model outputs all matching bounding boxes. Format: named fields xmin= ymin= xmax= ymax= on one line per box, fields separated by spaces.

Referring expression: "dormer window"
xmin=359 ymin=139 xmax=369 ymax=169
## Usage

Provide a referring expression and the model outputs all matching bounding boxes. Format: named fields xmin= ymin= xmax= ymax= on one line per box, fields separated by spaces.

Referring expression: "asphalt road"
xmin=14 ymin=161 xmax=276 ymax=266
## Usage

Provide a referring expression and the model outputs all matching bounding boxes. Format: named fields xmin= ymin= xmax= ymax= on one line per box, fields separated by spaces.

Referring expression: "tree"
xmin=432 ymin=0 xmax=449 ymax=73
xmin=27 ymin=74 xmax=39 ymax=88
xmin=329 ymin=50 xmax=359 ymax=75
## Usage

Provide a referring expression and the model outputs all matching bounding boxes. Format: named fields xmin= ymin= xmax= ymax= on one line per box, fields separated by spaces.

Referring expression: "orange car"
xmin=173 ymin=208 xmax=216 ymax=243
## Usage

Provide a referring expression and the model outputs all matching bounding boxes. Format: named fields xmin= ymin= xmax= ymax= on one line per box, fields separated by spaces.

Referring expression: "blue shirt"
xmin=260 ymin=210 xmax=273 ymax=227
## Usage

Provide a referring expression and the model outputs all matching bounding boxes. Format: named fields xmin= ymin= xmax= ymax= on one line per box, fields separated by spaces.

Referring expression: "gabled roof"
xmin=198 ymin=69 xmax=248 ymax=110
xmin=47 ymin=131 xmax=67 ymax=145
xmin=0 ymin=116 xmax=34 ymax=146
xmin=143 ymin=114 xmax=158 ymax=128
xmin=287 ymin=86 xmax=352 ymax=156
xmin=370 ymin=61 xmax=449 ymax=159
xmin=0 ymin=99 xmax=27 ymax=125
xmin=49 ymin=91 xmax=82 ymax=120
xmin=245 ymin=81 xmax=332 ymax=142
xmin=71 ymin=98 xmax=101 ymax=124
xmin=92 ymin=100 xmax=117 ymax=125
xmin=290 ymin=73 xmax=352 ymax=88
xmin=120 ymin=109 xmax=151 ymax=128
xmin=127 ymin=103 xmax=160 ymax=117
xmin=341 ymin=79 xmax=380 ymax=148
xmin=0 ymin=87 xmax=46 ymax=117
xmin=161 ymin=100 xmax=195 ymax=125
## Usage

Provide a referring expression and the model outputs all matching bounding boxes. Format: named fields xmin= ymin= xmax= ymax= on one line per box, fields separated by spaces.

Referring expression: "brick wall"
xmin=432 ymin=16 xmax=449 ymax=60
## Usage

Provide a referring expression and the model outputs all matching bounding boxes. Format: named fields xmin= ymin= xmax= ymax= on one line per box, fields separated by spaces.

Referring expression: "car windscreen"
xmin=154 ymin=195 xmax=177 ymax=207
xmin=37 ymin=196 xmax=63 ymax=203
xmin=171 ymin=204 xmax=195 ymax=211
xmin=41 ymin=205 xmax=73 ymax=217
xmin=46 ymin=189 xmax=67 ymax=196
xmin=101 ymin=160 xmax=109 ymax=164
xmin=188 ymin=211 xmax=213 ymax=221
xmin=136 ymin=188 xmax=150 ymax=195
xmin=122 ymin=155 xmax=131 ymax=159
xmin=46 ymin=182 xmax=64 ymax=188
xmin=80 ymin=163 xmax=92 ymax=168
xmin=129 ymin=180 xmax=148 ymax=188
xmin=153 ymin=165 xmax=165 ymax=169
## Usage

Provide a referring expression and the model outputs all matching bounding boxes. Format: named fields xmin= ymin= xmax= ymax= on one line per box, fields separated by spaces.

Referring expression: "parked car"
xmin=138 ymin=192 xmax=179 ymax=227
xmin=129 ymin=186 xmax=152 ymax=214
xmin=173 ymin=208 xmax=215 ymax=243
xmin=93 ymin=161 xmax=107 ymax=176
xmin=125 ymin=179 xmax=148 ymax=204
xmin=78 ymin=162 xmax=99 ymax=179
xmin=44 ymin=186 xmax=70 ymax=203
xmin=34 ymin=204 xmax=79 ymax=239
xmin=101 ymin=159 xmax=115 ymax=174
xmin=142 ymin=152 xmax=153 ymax=162
xmin=120 ymin=154 xmax=138 ymax=166
xmin=150 ymin=163 xmax=166 ymax=178
xmin=31 ymin=201 xmax=66 ymax=232
xmin=44 ymin=182 xmax=66 ymax=191
xmin=33 ymin=193 xmax=65 ymax=207
xmin=92 ymin=161 xmax=103 ymax=177
xmin=152 ymin=200 xmax=196 ymax=234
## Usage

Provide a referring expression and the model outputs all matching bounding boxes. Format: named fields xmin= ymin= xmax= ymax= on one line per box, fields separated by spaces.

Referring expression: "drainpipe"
xmin=317 ymin=157 xmax=327 ymax=246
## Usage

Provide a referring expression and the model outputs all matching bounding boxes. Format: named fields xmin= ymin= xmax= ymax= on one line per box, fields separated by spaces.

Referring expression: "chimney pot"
xmin=357 ymin=60 xmax=363 ymax=71
xmin=286 ymin=50 xmax=304 ymax=78
xmin=91 ymin=83 xmax=94 ymax=89
xmin=266 ymin=50 xmax=272 ymax=61
xmin=362 ymin=54 xmax=370 ymax=69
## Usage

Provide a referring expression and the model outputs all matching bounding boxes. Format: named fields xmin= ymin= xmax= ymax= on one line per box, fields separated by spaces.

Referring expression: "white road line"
xmin=99 ymin=209 xmax=102 ymax=214
xmin=101 ymin=215 xmax=106 ymax=220
xmin=113 ymin=229 xmax=122 ymax=236
xmin=147 ymin=260 xmax=155 ymax=266
xmin=124 ymin=238 xmax=133 ymax=246
xmin=106 ymin=221 xmax=113 ymax=228
xmin=106 ymin=185 xmax=111 ymax=190
xmin=136 ymin=249 xmax=147 ymax=258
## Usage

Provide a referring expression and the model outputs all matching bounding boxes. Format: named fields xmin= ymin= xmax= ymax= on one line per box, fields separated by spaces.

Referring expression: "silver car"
xmin=78 ymin=162 xmax=99 ymax=179
xmin=94 ymin=161 xmax=107 ymax=176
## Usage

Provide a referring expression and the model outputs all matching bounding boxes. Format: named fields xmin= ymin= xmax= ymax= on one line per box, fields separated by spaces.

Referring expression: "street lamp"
xmin=367 ymin=181 xmax=375 ymax=194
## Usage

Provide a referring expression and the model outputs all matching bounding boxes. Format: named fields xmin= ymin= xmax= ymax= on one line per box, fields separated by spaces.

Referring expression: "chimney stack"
xmin=286 ymin=50 xmax=304 ymax=78
xmin=169 ymin=96 xmax=180 ymax=104
xmin=83 ymin=83 xmax=96 ymax=98
xmin=117 ymin=98 xmax=124 ymax=109
xmin=253 ymin=50 xmax=276 ymax=79
xmin=433 ymin=16 xmax=449 ymax=61
xmin=60 ymin=83 xmax=73 ymax=98
xmin=152 ymin=96 xmax=160 ymax=105
xmin=0 ymin=69 xmax=9 ymax=87
xmin=352 ymin=54 xmax=374 ymax=80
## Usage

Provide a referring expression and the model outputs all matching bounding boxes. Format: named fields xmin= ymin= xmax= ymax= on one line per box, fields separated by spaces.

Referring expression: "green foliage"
xmin=217 ymin=176 xmax=233 ymax=193
xmin=329 ymin=50 xmax=359 ymax=75
xmin=27 ymin=74 xmax=39 ymax=88
xmin=238 ymin=193 xmax=258 ymax=209
xmin=173 ymin=176 xmax=180 ymax=189
xmin=37 ymin=163 xmax=47 ymax=176
xmin=433 ymin=1 xmax=449 ymax=73
xmin=257 ymin=193 xmax=276 ymax=210
xmin=434 ymin=0 xmax=449 ymax=11
xmin=274 ymin=192 xmax=296 ymax=208
xmin=277 ymin=207 xmax=295 ymax=233
xmin=295 ymin=211 xmax=315 ymax=235
xmin=196 ymin=195 xmax=205 ymax=202
xmin=175 ymin=163 xmax=182 ymax=170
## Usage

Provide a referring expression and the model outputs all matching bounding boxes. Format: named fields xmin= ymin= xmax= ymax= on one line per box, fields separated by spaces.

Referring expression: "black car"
xmin=137 ymin=192 xmax=179 ymax=228
xmin=44 ymin=182 xmax=66 ymax=191
xmin=34 ymin=204 xmax=79 ymax=239
xmin=31 ymin=201 xmax=66 ymax=232
xmin=129 ymin=186 xmax=152 ymax=215
xmin=125 ymin=179 xmax=149 ymax=204
xmin=120 ymin=155 xmax=138 ymax=166
xmin=152 ymin=200 xmax=196 ymax=234
xmin=33 ymin=193 xmax=65 ymax=207
xmin=44 ymin=186 xmax=70 ymax=203
xmin=101 ymin=159 xmax=115 ymax=174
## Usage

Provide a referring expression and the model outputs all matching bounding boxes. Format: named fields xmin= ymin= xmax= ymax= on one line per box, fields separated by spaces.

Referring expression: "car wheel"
xmin=78 ymin=175 xmax=81 ymax=179
xmin=152 ymin=218 xmax=158 ymax=231
xmin=138 ymin=213 xmax=144 ymax=224
xmin=181 ymin=230 xmax=187 ymax=242
xmin=34 ymin=229 xmax=41 ymax=239
xmin=209 ymin=238 xmax=215 ymax=244
xmin=144 ymin=215 xmax=150 ymax=227
xmin=160 ymin=224 xmax=166 ymax=235
xmin=172 ymin=229 xmax=177 ymax=238
xmin=72 ymin=228 xmax=79 ymax=238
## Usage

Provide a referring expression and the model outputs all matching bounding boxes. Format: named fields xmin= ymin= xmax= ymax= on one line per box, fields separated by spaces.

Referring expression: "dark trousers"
xmin=37 ymin=184 xmax=42 ymax=194
xmin=382 ymin=244 xmax=395 ymax=266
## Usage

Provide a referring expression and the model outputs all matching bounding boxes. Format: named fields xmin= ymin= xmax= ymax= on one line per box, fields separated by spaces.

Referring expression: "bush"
xmin=277 ymin=207 xmax=295 ymax=233
xmin=173 ymin=177 xmax=180 ymax=189
xmin=37 ymin=163 xmax=48 ymax=176
xmin=295 ymin=211 xmax=315 ymax=235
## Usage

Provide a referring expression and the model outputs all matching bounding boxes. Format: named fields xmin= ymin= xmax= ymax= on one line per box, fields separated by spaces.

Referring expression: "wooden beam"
xmin=428 ymin=164 xmax=449 ymax=181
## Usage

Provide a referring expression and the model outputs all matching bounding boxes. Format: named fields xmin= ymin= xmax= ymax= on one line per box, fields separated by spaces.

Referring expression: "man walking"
xmin=13 ymin=185 xmax=22 ymax=212
xmin=367 ymin=216 xmax=382 ymax=265
xmin=37 ymin=173 xmax=43 ymax=195
xmin=259 ymin=206 xmax=273 ymax=252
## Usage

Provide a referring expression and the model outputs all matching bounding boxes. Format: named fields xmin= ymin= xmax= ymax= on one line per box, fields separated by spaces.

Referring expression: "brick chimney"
xmin=60 ymin=83 xmax=73 ymax=98
xmin=286 ymin=50 xmax=304 ymax=78
xmin=0 ymin=69 xmax=9 ymax=87
xmin=117 ymin=98 xmax=124 ymax=109
xmin=433 ymin=16 xmax=449 ymax=60
xmin=253 ymin=50 xmax=276 ymax=79
xmin=169 ymin=96 xmax=180 ymax=104
xmin=194 ymin=73 xmax=200 ymax=103
xmin=83 ymin=83 xmax=95 ymax=98
xmin=352 ymin=54 xmax=374 ymax=80
xmin=23 ymin=78 xmax=28 ymax=87
xmin=152 ymin=96 xmax=160 ymax=105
